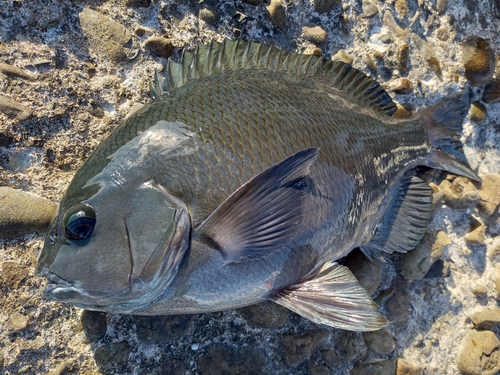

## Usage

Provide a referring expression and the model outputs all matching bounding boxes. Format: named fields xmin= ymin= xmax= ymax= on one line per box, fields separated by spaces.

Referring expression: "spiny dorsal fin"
xmin=150 ymin=39 xmax=397 ymax=116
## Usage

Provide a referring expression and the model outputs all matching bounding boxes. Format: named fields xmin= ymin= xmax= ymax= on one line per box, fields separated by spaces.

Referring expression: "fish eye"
xmin=62 ymin=204 xmax=96 ymax=242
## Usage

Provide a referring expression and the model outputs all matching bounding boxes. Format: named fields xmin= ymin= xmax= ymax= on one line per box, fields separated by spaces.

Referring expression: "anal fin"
xmin=271 ymin=262 xmax=388 ymax=331
xmin=361 ymin=175 xmax=433 ymax=260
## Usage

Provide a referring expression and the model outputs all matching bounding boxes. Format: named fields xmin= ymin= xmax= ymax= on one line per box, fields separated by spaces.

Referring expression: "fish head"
xmin=36 ymin=180 xmax=190 ymax=313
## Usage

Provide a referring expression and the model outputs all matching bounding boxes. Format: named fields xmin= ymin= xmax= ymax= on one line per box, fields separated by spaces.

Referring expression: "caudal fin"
xmin=422 ymin=90 xmax=481 ymax=183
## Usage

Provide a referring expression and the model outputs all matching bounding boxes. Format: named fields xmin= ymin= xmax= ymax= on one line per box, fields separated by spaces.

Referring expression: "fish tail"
xmin=422 ymin=89 xmax=481 ymax=182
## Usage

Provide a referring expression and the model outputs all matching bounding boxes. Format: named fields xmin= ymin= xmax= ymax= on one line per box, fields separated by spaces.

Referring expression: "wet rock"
xmin=436 ymin=0 xmax=447 ymax=14
xmin=0 ymin=95 xmax=32 ymax=120
xmin=393 ymin=78 xmax=413 ymax=95
xmin=331 ymin=49 xmax=354 ymax=64
xmin=280 ymin=330 xmax=330 ymax=366
xmin=361 ymin=0 xmax=378 ymax=17
xmin=199 ymin=6 xmax=220 ymax=27
xmin=11 ymin=312 xmax=29 ymax=331
xmin=383 ymin=11 xmax=410 ymax=40
xmin=94 ymin=340 xmax=131 ymax=373
xmin=343 ymin=248 xmax=382 ymax=295
xmin=395 ymin=0 xmax=408 ymax=16
xmin=439 ymin=176 xmax=480 ymax=210
xmin=0 ymin=187 xmax=57 ymax=239
xmin=267 ymin=0 xmax=286 ymax=30
xmin=392 ymin=103 xmax=413 ymax=118
xmin=335 ymin=330 xmax=360 ymax=361
xmin=236 ymin=300 xmax=289 ymax=329
xmin=457 ymin=330 xmax=500 ymax=375
xmin=0 ymin=129 xmax=14 ymax=147
xmin=461 ymin=36 xmax=495 ymax=87
xmin=308 ymin=349 xmax=342 ymax=374
xmin=397 ymin=231 xmax=451 ymax=280
xmin=131 ymin=315 xmax=194 ymax=344
xmin=471 ymin=307 xmax=500 ymax=329
xmin=0 ymin=63 xmax=34 ymax=80
xmin=469 ymin=101 xmax=487 ymax=124
xmin=242 ymin=0 xmax=263 ymax=5
xmin=477 ymin=174 xmax=500 ymax=225
xmin=397 ymin=44 xmax=410 ymax=75
xmin=397 ymin=358 xmax=422 ymax=375
xmin=313 ymin=0 xmax=341 ymax=13
xmin=351 ymin=359 xmax=397 ymax=375
xmin=435 ymin=27 xmax=449 ymax=42
xmin=144 ymin=36 xmax=174 ymax=59
xmin=1 ymin=261 xmax=26 ymax=289
xmin=363 ymin=329 xmax=395 ymax=354
xmin=385 ymin=277 xmax=410 ymax=326
xmin=124 ymin=0 xmax=151 ymax=7
xmin=198 ymin=344 xmax=266 ymax=375
xmin=464 ymin=224 xmax=485 ymax=245
xmin=79 ymin=8 xmax=133 ymax=63
xmin=482 ymin=78 xmax=500 ymax=104
xmin=302 ymin=26 xmax=327 ymax=45
xmin=81 ymin=310 xmax=107 ymax=342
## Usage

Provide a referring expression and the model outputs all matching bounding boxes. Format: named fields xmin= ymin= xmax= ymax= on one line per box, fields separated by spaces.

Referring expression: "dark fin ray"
xmin=272 ymin=262 xmax=388 ymax=331
xmin=150 ymin=39 xmax=397 ymax=116
xmin=194 ymin=148 xmax=319 ymax=263
xmin=361 ymin=175 xmax=433 ymax=261
xmin=422 ymin=89 xmax=481 ymax=183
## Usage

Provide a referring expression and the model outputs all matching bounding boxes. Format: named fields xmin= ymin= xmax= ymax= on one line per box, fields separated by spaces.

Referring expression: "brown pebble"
xmin=199 ymin=6 xmax=220 ymax=27
xmin=398 ymin=44 xmax=409 ymax=75
xmin=471 ymin=308 xmax=500 ymax=329
xmin=1 ymin=261 xmax=26 ymax=289
xmin=383 ymin=11 xmax=410 ymax=40
xmin=10 ymin=312 xmax=29 ymax=331
xmin=395 ymin=0 xmax=408 ymax=16
xmin=469 ymin=101 xmax=488 ymax=124
xmin=482 ymin=78 xmax=500 ymax=103
xmin=437 ymin=0 xmax=447 ymax=14
xmin=0 ymin=95 xmax=32 ymax=120
xmin=331 ymin=49 xmax=353 ymax=64
xmin=471 ymin=282 xmax=488 ymax=296
xmin=267 ymin=0 xmax=286 ymax=30
xmin=397 ymin=358 xmax=422 ymax=375
xmin=435 ymin=27 xmax=449 ymax=42
xmin=457 ymin=330 xmax=500 ymax=375
xmin=462 ymin=36 xmax=495 ymax=86
xmin=302 ymin=26 xmax=327 ymax=44
xmin=464 ymin=224 xmax=485 ymax=245
xmin=477 ymin=174 xmax=500 ymax=221
xmin=392 ymin=103 xmax=413 ymax=118
xmin=362 ymin=0 xmax=378 ymax=17
xmin=439 ymin=176 xmax=480 ymax=210
xmin=0 ymin=63 xmax=34 ymax=80
xmin=393 ymin=78 xmax=413 ymax=95
xmin=144 ymin=36 xmax=174 ymax=58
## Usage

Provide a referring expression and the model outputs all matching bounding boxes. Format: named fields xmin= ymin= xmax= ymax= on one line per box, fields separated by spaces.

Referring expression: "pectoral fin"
xmin=194 ymin=148 xmax=319 ymax=263
xmin=271 ymin=262 xmax=388 ymax=331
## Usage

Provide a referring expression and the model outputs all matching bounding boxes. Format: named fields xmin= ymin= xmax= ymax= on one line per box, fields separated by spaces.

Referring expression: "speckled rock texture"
xmin=0 ymin=0 xmax=499 ymax=374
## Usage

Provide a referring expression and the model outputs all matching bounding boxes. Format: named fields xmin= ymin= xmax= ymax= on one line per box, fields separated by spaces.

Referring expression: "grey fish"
xmin=36 ymin=39 xmax=479 ymax=331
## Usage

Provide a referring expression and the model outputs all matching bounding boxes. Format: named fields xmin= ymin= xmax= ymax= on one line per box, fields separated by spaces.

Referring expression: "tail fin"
xmin=422 ymin=89 xmax=481 ymax=183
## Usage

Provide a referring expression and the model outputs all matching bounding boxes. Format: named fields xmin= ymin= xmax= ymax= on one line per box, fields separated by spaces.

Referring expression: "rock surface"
xmin=457 ymin=330 xmax=500 ymax=375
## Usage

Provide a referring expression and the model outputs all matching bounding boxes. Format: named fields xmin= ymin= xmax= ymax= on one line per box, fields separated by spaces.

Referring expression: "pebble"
xmin=383 ymin=11 xmax=410 ymax=40
xmin=11 ymin=312 xmax=29 ymax=331
xmin=393 ymin=78 xmax=413 ymax=95
xmin=302 ymin=26 xmax=327 ymax=45
xmin=397 ymin=231 xmax=451 ymax=280
xmin=385 ymin=277 xmax=410 ymax=326
xmin=439 ymin=176 xmax=480 ymax=210
xmin=437 ymin=0 xmax=447 ymax=14
xmin=469 ymin=101 xmax=488 ymax=124
xmin=280 ymin=330 xmax=330 ymax=366
xmin=482 ymin=78 xmax=500 ymax=104
xmin=93 ymin=340 xmax=131 ymax=373
xmin=236 ymin=300 xmax=289 ymax=329
xmin=395 ymin=0 xmax=408 ymax=17
xmin=81 ymin=310 xmax=107 ymax=342
xmin=0 ymin=94 xmax=32 ymax=120
xmin=471 ymin=282 xmax=488 ymax=296
xmin=477 ymin=174 xmax=500 ymax=225
xmin=131 ymin=315 xmax=194 ymax=344
xmin=331 ymin=49 xmax=354 ymax=64
xmin=461 ymin=36 xmax=495 ymax=87
xmin=199 ymin=6 xmax=220 ymax=27
xmin=397 ymin=44 xmax=410 ymax=75
xmin=79 ymin=8 xmax=133 ymax=63
xmin=198 ymin=344 xmax=266 ymax=375
xmin=0 ymin=129 xmax=14 ymax=147
xmin=471 ymin=307 xmax=500 ymax=329
xmin=0 ymin=63 xmax=34 ymax=80
xmin=392 ymin=103 xmax=413 ymax=118
xmin=242 ymin=0 xmax=263 ymax=5
xmin=435 ymin=27 xmax=449 ymax=42
xmin=313 ymin=0 xmax=341 ymax=13
xmin=342 ymin=249 xmax=382 ymax=295
xmin=464 ymin=224 xmax=485 ymax=245
xmin=0 ymin=187 xmax=57 ymax=239
xmin=363 ymin=329 xmax=395 ymax=354
xmin=351 ymin=359 xmax=397 ymax=375
xmin=457 ymin=330 xmax=500 ymax=375
xmin=308 ymin=349 xmax=342 ymax=375
xmin=267 ymin=0 xmax=286 ymax=30
xmin=397 ymin=358 xmax=422 ymax=375
xmin=1 ymin=261 xmax=26 ymax=289
xmin=144 ymin=36 xmax=174 ymax=58
xmin=335 ymin=330 xmax=360 ymax=361
xmin=361 ymin=0 xmax=378 ymax=17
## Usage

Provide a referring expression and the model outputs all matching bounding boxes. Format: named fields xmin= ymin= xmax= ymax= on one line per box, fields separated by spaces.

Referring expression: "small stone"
xmin=464 ymin=224 xmax=485 ymax=245
xmin=469 ymin=101 xmax=487 ymax=124
xmin=392 ymin=103 xmax=413 ymax=118
xmin=313 ymin=0 xmax=341 ymax=13
xmin=363 ymin=329 xmax=395 ymax=354
xmin=397 ymin=358 xmax=422 ymax=375
xmin=385 ymin=277 xmax=410 ymax=326
xmin=302 ymin=26 xmax=327 ymax=45
xmin=487 ymin=240 xmax=500 ymax=264
xmin=267 ymin=0 xmax=286 ymax=30
xmin=134 ymin=26 xmax=152 ymax=37
xmin=361 ymin=0 xmax=378 ymax=17
xmin=308 ymin=349 xmax=342 ymax=375
xmin=436 ymin=0 xmax=447 ymax=13
xmin=395 ymin=0 xmax=408 ymax=16
xmin=462 ymin=36 xmax=495 ymax=87
xmin=439 ymin=176 xmax=480 ymax=210
xmin=435 ymin=27 xmax=449 ymax=42
xmin=0 ymin=63 xmax=34 ymax=80
xmin=49 ymin=360 xmax=68 ymax=375
xmin=81 ymin=310 xmax=107 ymax=342
xmin=477 ymin=174 xmax=500 ymax=224
xmin=482 ymin=78 xmax=500 ymax=104
xmin=198 ymin=344 xmax=266 ymax=375
xmin=393 ymin=78 xmax=413 ymax=95
xmin=94 ymin=341 xmax=131 ymax=373
xmin=0 ymin=187 xmax=57 ymax=239
xmin=124 ymin=0 xmax=151 ymax=7
xmin=397 ymin=44 xmax=410 ymax=75
xmin=199 ymin=6 xmax=220 ymax=27
xmin=281 ymin=330 xmax=330 ymax=366
xmin=11 ymin=312 xmax=29 ymax=331
xmin=0 ymin=95 xmax=32 ymax=120
xmin=343 ymin=249 xmax=382 ymax=295
xmin=131 ymin=315 xmax=194 ymax=344
xmin=471 ymin=308 xmax=500 ymax=329
xmin=472 ymin=282 xmax=488 ymax=296
xmin=144 ymin=36 xmax=174 ymax=58
xmin=335 ymin=330 xmax=360 ymax=361
xmin=351 ymin=359 xmax=397 ymax=375
xmin=331 ymin=49 xmax=354 ymax=64
xmin=242 ymin=0 xmax=263 ymax=5
xmin=236 ymin=300 xmax=289 ymax=329
xmin=383 ymin=11 xmax=410 ymax=40
xmin=1 ymin=261 xmax=26 ymax=289
xmin=457 ymin=330 xmax=500 ymax=375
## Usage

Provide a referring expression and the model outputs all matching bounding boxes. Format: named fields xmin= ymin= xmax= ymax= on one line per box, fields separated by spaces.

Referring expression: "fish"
xmin=36 ymin=39 xmax=480 ymax=332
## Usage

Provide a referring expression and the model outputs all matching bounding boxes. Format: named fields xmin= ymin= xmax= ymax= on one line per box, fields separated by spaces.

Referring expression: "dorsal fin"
xmin=150 ymin=39 xmax=397 ymax=116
